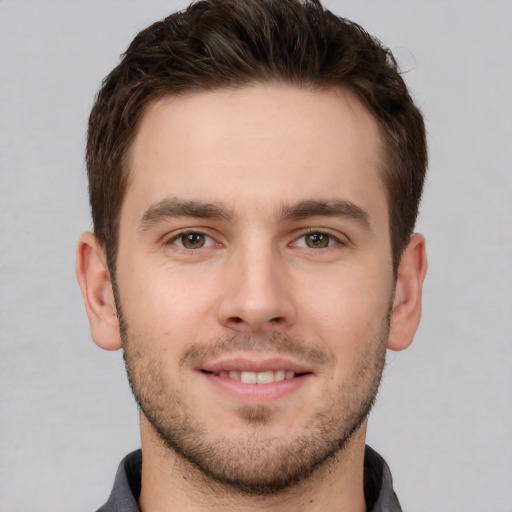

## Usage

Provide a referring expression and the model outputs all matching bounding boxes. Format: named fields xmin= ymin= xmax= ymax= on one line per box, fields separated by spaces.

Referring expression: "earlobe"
xmin=387 ymin=233 xmax=428 ymax=351
xmin=75 ymin=232 xmax=123 ymax=350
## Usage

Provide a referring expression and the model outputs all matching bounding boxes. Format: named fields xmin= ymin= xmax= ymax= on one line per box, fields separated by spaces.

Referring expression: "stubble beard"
xmin=119 ymin=311 xmax=389 ymax=496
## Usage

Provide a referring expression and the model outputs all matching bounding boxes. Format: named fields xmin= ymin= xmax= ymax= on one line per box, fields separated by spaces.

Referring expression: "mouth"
xmin=201 ymin=369 xmax=303 ymax=384
xmin=198 ymin=357 xmax=314 ymax=402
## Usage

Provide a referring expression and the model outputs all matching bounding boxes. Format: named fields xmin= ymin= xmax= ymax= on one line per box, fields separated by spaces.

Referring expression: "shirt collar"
xmin=97 ymin=446 xmax=402 ymax=512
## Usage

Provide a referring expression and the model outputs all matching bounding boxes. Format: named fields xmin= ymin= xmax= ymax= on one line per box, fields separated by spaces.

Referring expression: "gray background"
xmin=1 ymin=1 xmax=511 ymax=511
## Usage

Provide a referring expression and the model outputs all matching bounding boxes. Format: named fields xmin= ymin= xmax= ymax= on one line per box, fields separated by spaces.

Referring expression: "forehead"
xmin=123 ymin=85 xmax=387 ymax=225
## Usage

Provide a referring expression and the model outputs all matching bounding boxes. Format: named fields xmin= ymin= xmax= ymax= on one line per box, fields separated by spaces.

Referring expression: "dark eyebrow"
xmin=139 ymin=198 xmax=233 ymax=231
xmin=280 ymin=199 xmax=371 ymax=229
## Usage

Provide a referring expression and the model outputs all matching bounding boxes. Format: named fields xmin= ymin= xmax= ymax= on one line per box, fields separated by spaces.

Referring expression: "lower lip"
xmin=200 ymin=372 xmax=311 ymax=402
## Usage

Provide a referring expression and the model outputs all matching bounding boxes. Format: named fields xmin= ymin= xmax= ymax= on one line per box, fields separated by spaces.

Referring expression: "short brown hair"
xmin=86 ymin=0 xmax=427 ymax=274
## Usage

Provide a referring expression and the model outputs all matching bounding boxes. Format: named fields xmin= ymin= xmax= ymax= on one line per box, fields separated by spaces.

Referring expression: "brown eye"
xmin=180 ymin=233 xmax=206 ymax=249
xmin=305 ymin=233 xmax=330 ymax=248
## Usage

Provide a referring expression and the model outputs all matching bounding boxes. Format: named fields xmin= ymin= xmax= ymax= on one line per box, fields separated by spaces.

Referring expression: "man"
xmin=76 ymin=0 xmax=427 ymax=510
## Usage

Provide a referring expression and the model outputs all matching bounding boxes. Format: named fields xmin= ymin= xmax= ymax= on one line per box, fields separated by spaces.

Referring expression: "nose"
xmin=216 ymin=242 xmax=297 ymax=334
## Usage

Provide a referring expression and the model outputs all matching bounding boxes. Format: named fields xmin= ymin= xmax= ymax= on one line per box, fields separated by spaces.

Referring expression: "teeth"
xmin=216 ymin=370 xmax=296 ymax=384
xmin=256 ymin=371 xmax=274 ymax=384
xmin=241 ymin=371 xmax=257 ymax=384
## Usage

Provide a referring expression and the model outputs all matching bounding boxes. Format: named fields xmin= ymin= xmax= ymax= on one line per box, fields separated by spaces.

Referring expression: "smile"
xmin=208 ymin=370 xmax=296 ymax=384
xmin=198 ymin=356 xmax=314 ymax=401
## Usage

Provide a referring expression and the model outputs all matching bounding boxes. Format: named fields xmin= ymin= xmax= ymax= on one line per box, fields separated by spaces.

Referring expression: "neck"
xmin=138 ymin=415 xmax=368 ymax=512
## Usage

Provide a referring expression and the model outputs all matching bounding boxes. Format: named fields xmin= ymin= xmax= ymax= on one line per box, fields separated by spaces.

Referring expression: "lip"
xmin=200 ymin=356 xmax=313 ymax=374
xmin=201 ymin=371 xmax=311 ymax=402
xmin=197 ymin=355 xmax=314 ymax=403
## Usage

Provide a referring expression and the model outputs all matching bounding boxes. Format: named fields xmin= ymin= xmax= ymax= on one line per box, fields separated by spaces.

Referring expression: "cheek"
xmin=116 ymin=261 xmax=219 ymax=344
xmin=309 ymin=260 xmax=392 ymax=314
xmin=302 ymin=265 xmax=393 ymax=354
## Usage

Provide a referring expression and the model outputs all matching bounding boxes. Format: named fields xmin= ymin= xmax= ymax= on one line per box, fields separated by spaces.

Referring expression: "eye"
xmin=293 ymin=232 xmax=339 ymax=249
xmin=170 ymin=232 xmax=215 ymax=249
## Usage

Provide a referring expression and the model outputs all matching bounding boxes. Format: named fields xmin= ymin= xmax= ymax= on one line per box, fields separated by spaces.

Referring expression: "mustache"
xmin=179 ymin=332 xmax=334 ymax=369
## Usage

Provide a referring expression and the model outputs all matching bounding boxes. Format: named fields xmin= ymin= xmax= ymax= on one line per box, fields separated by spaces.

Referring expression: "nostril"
xmin=270 ymin=317 xmax=283 ymax=323
xmin=231 ymin=317 xmax=244 ymax=324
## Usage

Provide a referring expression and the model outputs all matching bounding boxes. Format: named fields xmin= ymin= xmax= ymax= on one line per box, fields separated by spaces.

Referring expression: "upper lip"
xmin=199 ymin=356 xmax=314 ymax=374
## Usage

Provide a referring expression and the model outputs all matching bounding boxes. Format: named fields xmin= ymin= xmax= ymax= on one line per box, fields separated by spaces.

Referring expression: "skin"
xmin=76 ymin=85 xmax=427 ymax=512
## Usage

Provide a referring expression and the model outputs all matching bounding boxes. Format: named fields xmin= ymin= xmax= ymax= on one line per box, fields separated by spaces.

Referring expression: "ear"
xmin=387 ymin=233 xmax=428 ymax=351
xmin=75 ymin=232 xmax=122 ymax=350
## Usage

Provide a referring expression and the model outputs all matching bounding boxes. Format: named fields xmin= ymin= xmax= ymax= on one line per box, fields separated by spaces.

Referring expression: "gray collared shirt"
xmin=96 ymin=446 xmax=402 ymax=511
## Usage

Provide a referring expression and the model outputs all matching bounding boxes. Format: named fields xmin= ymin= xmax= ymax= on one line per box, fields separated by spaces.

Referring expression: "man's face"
xmin=115 ymin=85 xmax=394 ymax=492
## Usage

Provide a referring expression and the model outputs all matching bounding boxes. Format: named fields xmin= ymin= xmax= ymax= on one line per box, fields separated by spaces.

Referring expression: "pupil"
xmin=307 ymin=233 xmax=328 ymax=248
xmin=184 ymin=233 xmax=204 ymax=248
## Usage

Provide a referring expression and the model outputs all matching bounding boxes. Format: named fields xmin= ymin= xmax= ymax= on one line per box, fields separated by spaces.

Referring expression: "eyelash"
xmin=166 ymin=231 xmax=217 ymax=250
xmin=165 ymin=229 xmax=345 ymax=251
xmin=291 ymin=229 xmax=345 ymax=249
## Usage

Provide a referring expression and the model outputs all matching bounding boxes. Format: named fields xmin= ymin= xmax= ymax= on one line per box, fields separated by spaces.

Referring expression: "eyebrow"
xmin=279 ymin=199 xmax=371 ymax=228
xmin=138 ymin=197 xmax=371 ymax=232
xmin=139 ymin=198 xmax=233 ymax=231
